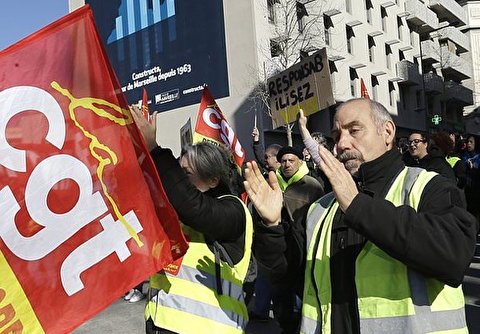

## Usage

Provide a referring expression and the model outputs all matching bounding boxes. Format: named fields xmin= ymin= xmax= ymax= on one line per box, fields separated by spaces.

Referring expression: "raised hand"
xmin=298 ymin=109 xmax=307 ymax=130
xmin=243 ymin=161 xmax=283 ymax=226
xmin=252 ymin=127 xmax=260 ymax=142
xmin=318 ymin=145 xmax=358 ymax=212
xmin=130 ymin=104 xmax=157 ymax=151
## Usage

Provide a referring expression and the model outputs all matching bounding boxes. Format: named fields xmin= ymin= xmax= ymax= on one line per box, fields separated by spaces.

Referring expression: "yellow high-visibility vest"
xmin=447 ymin=156 xmax=461 ymax=168
xmin=301 ymin=167 xmax=467 ymax=334
xmin=145 ymin=195 xmax=253 ymax=334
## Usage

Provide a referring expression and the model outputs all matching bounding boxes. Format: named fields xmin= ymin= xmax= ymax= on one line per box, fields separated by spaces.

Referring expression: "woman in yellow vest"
xmin=130 ymin=105 xmax=253 ymax=334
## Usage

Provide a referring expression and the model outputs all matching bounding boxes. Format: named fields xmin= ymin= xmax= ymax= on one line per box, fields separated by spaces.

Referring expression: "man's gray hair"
xmin=338 ymin=98 xmax=393 ymax=134
xmin=266 ymin=143 xmax=282 ymax=155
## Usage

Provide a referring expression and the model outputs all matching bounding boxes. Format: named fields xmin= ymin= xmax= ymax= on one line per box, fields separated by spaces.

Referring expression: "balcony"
xmin=396 ymin=60 xmax=421 ymax=86
xmin=444 ymin=81 xmax=473 ymax=105
xmin=404 ymin=0 xmax=439 ymax=33
xmin=428 ymin=0 xmax=467 ymax=26
xmin=435 ymin=26 xmax=470 ymax=53
xmin=440 ymin=47 xmax=473 ymax=81
xmin=421 ymin=39 xmax=441 ymax=64
xmin=424 ymin=72 xmax=443 ymax=94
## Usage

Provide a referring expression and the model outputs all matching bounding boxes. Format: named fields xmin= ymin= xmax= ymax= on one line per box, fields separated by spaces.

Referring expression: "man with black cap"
xmin=276 ymin=146 xmax=324 ymax=224
xmin=264 ymin=145 xmax=323 ymax=333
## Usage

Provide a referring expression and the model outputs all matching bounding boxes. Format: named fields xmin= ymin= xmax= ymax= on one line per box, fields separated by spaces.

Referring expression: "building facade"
xmin=70 ymin=0 xmax=474 ymax=156
xmin=460 ymin=0 xmax=480 ymax=135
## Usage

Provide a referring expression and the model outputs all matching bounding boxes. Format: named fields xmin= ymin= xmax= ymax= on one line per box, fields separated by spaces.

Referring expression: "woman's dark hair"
xmin=181 ymin=141 xmax=237 ymax=193
xmin=430 ymin=132 xmax=454 ymax=156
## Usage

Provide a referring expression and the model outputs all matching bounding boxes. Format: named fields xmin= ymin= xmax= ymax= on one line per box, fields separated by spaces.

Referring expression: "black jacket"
xmin=150 ymin=147 xmax=246 ymax=265
xmin=407 ymin=150 xmax=456 ymax=183
xmin=255 ymin=149 xmax=478 ymax=333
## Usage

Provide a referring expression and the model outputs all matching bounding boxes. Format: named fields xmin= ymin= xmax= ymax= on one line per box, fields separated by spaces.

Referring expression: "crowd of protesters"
xmin=243 ymin=100 xmax=478 ymax=334
xmin=127 ymin=98 xmax=478 ymax=334
xmin=399 ymin=131 xmax=480 ymax=221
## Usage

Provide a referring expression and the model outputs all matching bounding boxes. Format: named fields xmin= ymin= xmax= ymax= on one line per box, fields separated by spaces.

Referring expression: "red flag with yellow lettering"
xmin=192 ymin=87 xmax=246 ymax=170
xmin=0 ymin=5 xmax=187 ymax=334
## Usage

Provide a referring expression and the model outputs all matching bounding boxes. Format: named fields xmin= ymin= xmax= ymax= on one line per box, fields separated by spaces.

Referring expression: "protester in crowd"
xmin=249 ymin=126 xmax=281 ymax=323
xmin=244 ymin=98 xmax=478 ymax=334
xmin=430 ymin=131 xmax=466 ymax=189
xmin=124 ymin=282 xmax=145 ymax=303
xmin=397 ymin=137 xmax=409 ymax=154
xmin=406 ymin=131 xmax=456 ymax=182
xmin=276 ymin=145 xmax=324 ymax=227
xmin=130 ymin=105 xmax=253 ymax=334
xmin=252 ymin=126 xmax=281 ymax=174
xmin=262 ymin=145 xmax=323 ymax=334
xmin=252 ymin=125 xmax=281 ymax=172
xmin=462 ymin=134 xmax=480 ymax=220
xmin=297 ymin=109 xmax=332 ymax=193
xmin=451 ymin=132 xmax=467 ymax=155
xmin=303 ymin=147 xmax=317 ymax=179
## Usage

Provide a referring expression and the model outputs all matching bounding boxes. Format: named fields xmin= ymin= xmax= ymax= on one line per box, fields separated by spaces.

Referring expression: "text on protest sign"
xmin=267 ymin=48 xmax=335 ymax=128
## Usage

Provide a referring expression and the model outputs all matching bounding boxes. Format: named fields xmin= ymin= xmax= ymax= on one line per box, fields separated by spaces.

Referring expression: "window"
xmin=385 ymin=44 xmax=392 ymax=69
xmin=267 ymin=0 xmax=276 ymax=23
xmin=324 ymin=15 xmax=333 ymax=46
xmin=381 ymin=7 xmax=388 ymax=32
xmin=410 ymin=26 xmax=416 ymax=47
xmin=350 ymin=67 xmax=358 ymax=97
xmin=346 ymin=0 xmax=352 ymax=13
xmin=371 ymin=75 xmax=379 ymax=101
xmin=296 ymin=2 xmax=308 ymax=32
xmin=329 ymin=61 xmax=337 ymax=93
xmin=270 ymin=39 xmax=282 ymax=57
xmin=416 ymin=90 xmax=423 ymax=109
xmin=388 ymin=82 xmax=396 ymax=106
xmin=346 ymin=26 xmax=354 ymax=54
xmin=427 ymin=96 xmax=434 ymax=115
xmin=400 ymin=86 xmax=408 ymax=109
xmin=399 ymin=49 xmax=405 ymax=61
xmin=397 ymin=16 xmax=403 ymax=40
xmin=413 ymin=56 xmax=420 ymax=72
xmin=366 ymin=0 xmax=373 ymax=24
xmin=368 ymin=36 xmax=375 ymax=62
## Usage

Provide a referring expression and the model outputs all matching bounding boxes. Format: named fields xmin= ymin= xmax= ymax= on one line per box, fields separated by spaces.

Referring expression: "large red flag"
xmin=360 ymin=78 xmax=370 ymax=99
xmin=0 ymin=6 xmax=187 ymax=334
xmin=193 ymin=87 xmax=246 ymax=169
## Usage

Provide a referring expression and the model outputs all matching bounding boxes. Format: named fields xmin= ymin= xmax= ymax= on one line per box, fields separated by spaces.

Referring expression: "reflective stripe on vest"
xmin=301 ymin=314 xmax=321 ymax=334
xmin=301 ymin=167 xmax=467 ymax=334
xmin=360 ymin=268 xmax=467 ymax=333
xmin=163 ymin=263 xmax=245 ymax=302
xmin=146 ymin=195 xmax=252 ymax=334
xmin=150 ymin=289 xmax=247 ymax=329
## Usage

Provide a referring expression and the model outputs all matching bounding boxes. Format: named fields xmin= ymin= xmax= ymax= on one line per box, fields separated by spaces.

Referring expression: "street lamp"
xmin=417 ymin=21 xmax=458 ymax=132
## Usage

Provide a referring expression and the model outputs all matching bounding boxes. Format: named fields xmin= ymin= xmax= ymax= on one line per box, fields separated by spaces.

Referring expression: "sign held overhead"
xmin=267 ymin=48 xmax=334 ymax=128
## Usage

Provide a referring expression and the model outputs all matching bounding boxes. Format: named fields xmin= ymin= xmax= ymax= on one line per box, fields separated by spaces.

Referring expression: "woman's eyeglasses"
xmin=408 ymin=139 xmax=426 ymax=146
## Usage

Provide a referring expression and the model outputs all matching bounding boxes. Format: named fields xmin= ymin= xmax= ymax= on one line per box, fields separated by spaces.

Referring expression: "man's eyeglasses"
xmin=408 ymin=139 xmax=426 ymax=146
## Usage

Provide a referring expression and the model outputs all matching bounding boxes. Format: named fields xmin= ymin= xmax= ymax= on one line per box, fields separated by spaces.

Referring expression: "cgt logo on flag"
xmin=193 ymin=87 xmax=246 ymax=169
xmin=0 ymin=6 xmax=186 ymax=334
xmin=0 ymin=83 xmax=144 ymax=295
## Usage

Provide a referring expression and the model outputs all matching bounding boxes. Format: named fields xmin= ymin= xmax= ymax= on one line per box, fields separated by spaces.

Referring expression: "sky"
xmin=0 ymin=1 xmax=69 ymax=50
